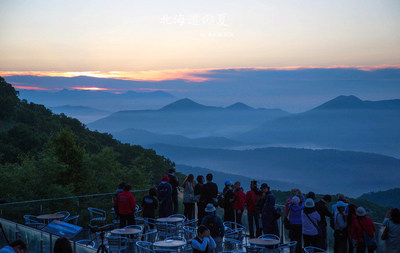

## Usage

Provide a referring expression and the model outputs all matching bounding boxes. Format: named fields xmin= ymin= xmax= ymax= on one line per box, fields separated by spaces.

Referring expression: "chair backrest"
xmin=224 ymin=237 xmax=243 ymax=251
xmin=183 ymin=219 xmax=198 ymax=227
xmin=65 ymin=215 xmax=79 ymax=225
xmin=23 ymin=215 xmax=45 ymax=229
xmin=88 ymin=207 xmax=106 ymax=216
xmin=258 ymin=234 xmax=280 ymax=241
xmin=304 ymin=246 xmax=327 ymax=253
xmin=55 ymin=211 xmax=70 ymax=221
xmin=223 ymin=221 xmax=245 ymax=240
xmin=76 ymin=240 xmax=95 ymax=248
xmin=136 ymin=241 xmax=153 ymax=253
xmin=142 ymin=230 xmax=157 ymax=243
xmin=182 ymin=226 xmax=197 ymax=241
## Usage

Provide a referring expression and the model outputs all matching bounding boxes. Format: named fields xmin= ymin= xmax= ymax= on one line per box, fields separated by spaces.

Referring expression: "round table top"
xmin=111 ymin=228 xmax=142 ymax=235
xmin=37 ymin=213 xmax=65 ymax=219
xmin=153 ymin=239 xmax=186 ymax=248
xmin=157 ymin=217 xmax=185 ymax=223
xmin=248 ymin=238 xmax=280 ymax=246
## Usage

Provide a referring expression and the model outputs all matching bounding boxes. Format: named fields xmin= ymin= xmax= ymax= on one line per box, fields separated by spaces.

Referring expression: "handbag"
xmin=381 ymin=226 xmax=389 ymax=240
xmin=357 ymin=218 xmax=377 ymax=250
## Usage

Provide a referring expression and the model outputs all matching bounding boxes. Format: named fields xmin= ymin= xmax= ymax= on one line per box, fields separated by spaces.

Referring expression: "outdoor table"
xmin=248 ymin=238 xmax=280 ymax=252
xmin=156 ymin=217 xmax=185 ymax=223
xmin=153 ymin=239 xmax=186 ymax=252
xmin=37 ymin=213 xmax=65 ymax=224
xmin=111 ymin=228 xmax=142 ymax=235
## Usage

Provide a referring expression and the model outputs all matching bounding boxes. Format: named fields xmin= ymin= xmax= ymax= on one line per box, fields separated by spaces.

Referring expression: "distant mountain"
xmin=15 ymin=88 xmax=176 ymax=112
xmin=237 ymin=96 xmax=400 ymax=158
xmin=226 ymin=102 xmax=255 ymax=111
xmin=314 ymin=95 xmax=400 ymax=110
xmin=148 ymin=144 xmax=400 ymax=197
xmin=359 ymin=188 xmax=400 ymax=208
xmin=112 ymin=128 xmax=243 ymax=148
xmin=50 ymin=105 xmax=111 ymax=124
xmin=160 ymin=98 xmax=218 ymax=111
xmin=88 ymin=98 xmax=289 ymax=137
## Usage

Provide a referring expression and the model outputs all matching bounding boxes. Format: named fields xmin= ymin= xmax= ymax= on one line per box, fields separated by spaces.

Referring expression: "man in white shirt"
xmin=191 ymin=225 xmax=217 ymax=253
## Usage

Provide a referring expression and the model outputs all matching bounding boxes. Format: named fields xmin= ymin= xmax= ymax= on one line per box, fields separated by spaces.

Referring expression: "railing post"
xmin=40 ymin=204 xmax=43 ymax=214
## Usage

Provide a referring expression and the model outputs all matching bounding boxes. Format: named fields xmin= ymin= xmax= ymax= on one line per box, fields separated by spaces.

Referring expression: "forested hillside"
xmin=359 ymin=188 xmax=400 ymax=208
xmin=0 ymin=77 xmax=175 ymax=202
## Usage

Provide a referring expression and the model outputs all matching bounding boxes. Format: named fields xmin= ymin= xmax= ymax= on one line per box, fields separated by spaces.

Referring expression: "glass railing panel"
xmin=16 ymin=224 xmax=42 ymax=253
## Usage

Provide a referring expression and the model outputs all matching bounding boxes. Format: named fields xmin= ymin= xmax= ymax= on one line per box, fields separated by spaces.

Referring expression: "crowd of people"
xmin=2 ymin=170 xmax=400 ymax=253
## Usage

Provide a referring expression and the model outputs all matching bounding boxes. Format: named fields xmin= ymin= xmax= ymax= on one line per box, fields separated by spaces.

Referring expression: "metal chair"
xmin=182 ymin=226 xmax=196 ymax=241
xmin=88 ymin=207 xmax=107 ymax=225
xmin=223 ymin=237 xmax=243 ymax=251
xmin=223 ymin=221 xmax=246 ymax=240
xmin=304 ymin=246 xmax=327 ymax=253
xmin=106 ymin=236 xmax=129 ymax=252
xmin=155 ymin=222 xmax=176 ymax=240
xmin=23 ymin=215 xmax=45 ymax=229
xmin=136 ymin=241 xmax=154 ymax=253
xmin=76 ymin=240 xmax=96 ymax=248
xmin=136 ymin=204 xmax=142 ymax=216
xmin=65 ymin=214 xmax=79 ymax=225
xmin=183 ymin=219 xmax=198 ymax=227
xmin=276 ymin=241 xmax=297 ymax=253
xmin=55 ymin=211 xmax=70 ymax=221
xmin=142 ymin=230 xmax=157 ymax=243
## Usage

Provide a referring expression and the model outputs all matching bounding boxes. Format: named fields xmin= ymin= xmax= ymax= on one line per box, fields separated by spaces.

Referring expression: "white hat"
xmin=305 ymin=198 xmax=315 ymax=208
xmin=292 ymin=196 xmax=300 ymax=206
xmin=205 ymin=203 xmax=216 ymax=213
xmin=336 ymin=201 xmax=349 ymax=208
xmin=356 ymin=207 xmax=367 ymax=217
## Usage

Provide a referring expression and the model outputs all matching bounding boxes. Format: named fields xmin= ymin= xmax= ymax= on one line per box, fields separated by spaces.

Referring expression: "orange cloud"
xmin=1 ymin=64 xmax=399 ymax=83
xmin=13 ymin=85 xmax=50 ymax=90
xmin=70 ymin=87 xmax=112 ymax=91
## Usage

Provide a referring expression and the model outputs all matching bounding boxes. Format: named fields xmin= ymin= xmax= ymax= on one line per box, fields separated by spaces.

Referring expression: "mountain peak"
xmin=314 ymin=95 xmax=364 ymax=110
xmin=226 ymin=102 xmax=254 ymax=110
xmin=160 ymin=98 xmax=213 ymax=111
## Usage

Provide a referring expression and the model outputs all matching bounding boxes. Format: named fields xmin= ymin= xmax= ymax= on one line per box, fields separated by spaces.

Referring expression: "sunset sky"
xmin=1 ymin=0 xmax=399 ymax=81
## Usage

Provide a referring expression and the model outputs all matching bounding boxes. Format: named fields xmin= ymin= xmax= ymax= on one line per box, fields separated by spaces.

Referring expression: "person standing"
xmin=333 ymin=201 xmax=348 ymax=253
xmin=233 ymin=181 xmax=245 ymax=225
xmin=202 ymin=203 xmax=225 ymax=253
xmin=256 ymin=183 xmax=271 ymax=236
xmin=261 ymin=193 xmax=281 ymax=236
xmin=246 ymin=180 xmax=261 ymax=238
xmin=302 ymin=198 xmax=321 ymax=247
xmin=115 ymin=184 xmax=136 ymax=228
xmin=142 ymin=188 xmax=158 ymax=229
xmin=315 ymin=194 xmax=332 ymax=250
xmin=288 ymin=195 xmax=305 ymax=253
xmin=201 ymin=173 xmax=218 ymax=206
xmin=54 ymin=237 xmax=73 ymax=253
xmin=222 ymin=180 xmax=235 ymax=222
xmin=350 ymin=207 xmax=376 ymax=253
xmin=195 ymin=175 xmax=206 ymax=224
xmin=382 ymin=208 xmax=400 ymax=253
xmin=157 ymin=175 xmax=173 ymax=218
xmin=183 ymin=174 xmax=196 ymax=220
xmin=168 ymin=168 xmax=179 ymax=214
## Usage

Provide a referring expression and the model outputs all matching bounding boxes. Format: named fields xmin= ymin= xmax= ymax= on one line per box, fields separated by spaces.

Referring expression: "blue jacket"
xmin=157 ymin=182 xmax=172 ymax=217
xmin=289 ymin=196 xmax=305 ymax=225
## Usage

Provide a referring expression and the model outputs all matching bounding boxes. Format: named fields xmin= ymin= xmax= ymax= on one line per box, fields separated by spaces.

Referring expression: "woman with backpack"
xmin=302 ymin=198 xmax=321 ymax=247
xmin=350 ymin=206 xmax=376 ymax=253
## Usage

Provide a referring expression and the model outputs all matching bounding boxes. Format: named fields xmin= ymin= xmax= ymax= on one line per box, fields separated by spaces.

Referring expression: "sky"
xmin=1 ymin=0 xmax=400 ymax=111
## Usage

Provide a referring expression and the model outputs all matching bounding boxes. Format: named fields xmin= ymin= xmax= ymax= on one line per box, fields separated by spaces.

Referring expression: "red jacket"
xmin=245 ymin=190 xmax=260 ymax=211
xmin=115 ymin=191 xmax=136 ymax=215
xmin=234 ymin=189 xmax=245 ymax=210
xmin=350 ymin=215 xmax=375 ymax=244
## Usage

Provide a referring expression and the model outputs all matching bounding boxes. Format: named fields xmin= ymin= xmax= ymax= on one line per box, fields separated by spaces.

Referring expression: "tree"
xmin=0 ymin=77 xmax=19 ymax=120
